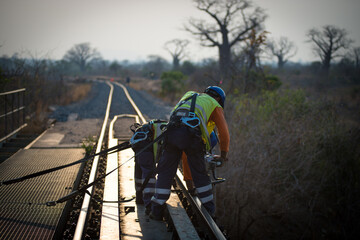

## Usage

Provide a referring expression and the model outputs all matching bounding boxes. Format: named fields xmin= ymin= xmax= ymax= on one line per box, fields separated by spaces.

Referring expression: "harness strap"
xmin=46 ymin=128 xmax=168 ymax=206
xmin=189 ymin=93 xmax=198 ymax=114
xmin=138 ymin=129 xmax=168 ymax=192
xmin=1 ymin=141 xmax=131 ymax=186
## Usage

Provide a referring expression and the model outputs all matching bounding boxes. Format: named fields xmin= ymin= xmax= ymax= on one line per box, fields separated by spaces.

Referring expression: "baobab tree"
xmin=164 ymin=39 xmax=189 ymax=70
xmin=306 ymin=25 xmax=353 ymax=73
xmin=266 ymin=36 xmax=297 ymax=69
xmin=185 ymin=0 xmax=266 ymax=82
xmin=63 ymin=43 xmax=101 ymax=72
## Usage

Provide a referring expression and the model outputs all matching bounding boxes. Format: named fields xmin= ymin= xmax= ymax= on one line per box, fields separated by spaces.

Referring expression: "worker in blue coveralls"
xmin=150 ymin=86 xmax=230 ymax=221
xmin=131 ymin=120 xmax=167 ymax=215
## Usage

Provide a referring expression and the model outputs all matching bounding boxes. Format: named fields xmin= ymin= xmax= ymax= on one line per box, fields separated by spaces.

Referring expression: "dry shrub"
xmin=127 ymin=77 xmax=161 ymax=93
xmin=60 ymin=83 xmax=92 ymax=105
xmin=215 ymin=89 xmax=360 ymax=239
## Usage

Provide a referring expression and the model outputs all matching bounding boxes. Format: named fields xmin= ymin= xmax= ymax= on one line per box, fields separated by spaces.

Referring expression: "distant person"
xmin=126 ymin=76 xmax=131 ymax=84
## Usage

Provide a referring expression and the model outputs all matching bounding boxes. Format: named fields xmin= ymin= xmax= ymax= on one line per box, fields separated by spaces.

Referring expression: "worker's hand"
xmin=220 ymin=151 xmax=228 ymax=162
xmin=212 ymin=151 xmax=228 ymax=167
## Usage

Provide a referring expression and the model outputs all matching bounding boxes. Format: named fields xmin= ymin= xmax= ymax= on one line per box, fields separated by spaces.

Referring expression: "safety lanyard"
xmin=189 ymin=93 xmax=198 ymax=114
xmin=0 ymin=141 xmax=131 ymax=186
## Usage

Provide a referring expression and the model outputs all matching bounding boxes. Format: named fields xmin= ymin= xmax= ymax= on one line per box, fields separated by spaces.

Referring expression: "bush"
xmin=215 ymin=89 xmax=360 ymax=239
xmin=160 ymin=71 xmax=186 ymax=102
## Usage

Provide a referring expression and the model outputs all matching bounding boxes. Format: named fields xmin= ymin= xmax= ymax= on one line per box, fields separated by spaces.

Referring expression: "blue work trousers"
xmin=134 ymin=142 xmax=156 ymax=208
xmin=151 ymin=125 xmax=215 ymax=216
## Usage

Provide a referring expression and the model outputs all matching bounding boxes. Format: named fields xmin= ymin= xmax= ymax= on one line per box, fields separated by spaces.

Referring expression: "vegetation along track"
xmin=57 ymin=80 xmax=227 ymax=239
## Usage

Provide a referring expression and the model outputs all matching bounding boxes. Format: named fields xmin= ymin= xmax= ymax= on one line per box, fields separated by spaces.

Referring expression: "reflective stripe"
xmin=155 ymin=188 xmax=171 ymax=195
xmin=151 ymin=196 xmax=166 ymax=205
xmin=135 ymin=178 xmax=156 ymax=184
xmin=135 ymin=178 xmax=144 ymax=183
xmin=143 ymin=188 xmax=155 ymax=193
xmin=148 ymin=178 xmax=156 ymax=184
xmin=196 ymin=184 xmax=212 ymax=193
xmin=200 ymin=194 xmax=213 ymax=203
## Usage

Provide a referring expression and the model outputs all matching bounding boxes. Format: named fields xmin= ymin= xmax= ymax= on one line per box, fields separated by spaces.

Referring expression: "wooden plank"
xmin=100 ymin=138 xmax=120 ymax=239
xmin=167 ymin=191 xmax=200 ymax=240
xmin=118 ymin=148 xmax=172 ymax=240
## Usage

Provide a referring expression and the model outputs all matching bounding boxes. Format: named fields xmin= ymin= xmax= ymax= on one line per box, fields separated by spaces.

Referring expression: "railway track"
xmin=59 ymin=80 xmax=227 ymax=239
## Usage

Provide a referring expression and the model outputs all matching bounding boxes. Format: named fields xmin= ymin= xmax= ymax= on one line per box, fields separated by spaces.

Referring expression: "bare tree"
xmin=164 ymin=39 xmax=189 ymax=70
xmin=63 ymin=43 xmax=101 ymax=72
xmin=143 ymin=55 xmax=170 ymax=79
xmin=185 ymin=0 xmax=266 ymax=82
xmin=266 ymin=36 xmax=297 ymax=68
xmin=306 ymin=25 xmax=353 ymax=72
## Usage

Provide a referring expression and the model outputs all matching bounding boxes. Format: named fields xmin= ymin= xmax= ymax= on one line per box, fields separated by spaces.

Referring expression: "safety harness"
xmin=138 ymin=93 xmax=201 ymax=192
xmin=170 ymin=93 xmax=200 ymax=129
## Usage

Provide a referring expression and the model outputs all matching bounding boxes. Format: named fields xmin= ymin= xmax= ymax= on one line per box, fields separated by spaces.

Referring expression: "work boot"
xmin=185 ymin=180 xmax=194 ymax=191
xmin=145 ymin=204 xmax=151 ymax=215
xmin=150 ymin=203 xmax=165 ymax=221
xmin=149 ymin=212 xmax=163 ymax=221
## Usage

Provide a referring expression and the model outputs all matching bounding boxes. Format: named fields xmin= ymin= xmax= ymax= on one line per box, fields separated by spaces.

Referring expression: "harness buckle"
xmin=180 ymin=116 xmax=200 ymax=128
xmin=130 ymin=131 xmax=149 ymax=145
xmin=188 ymin=112 xmax=196 ymax=118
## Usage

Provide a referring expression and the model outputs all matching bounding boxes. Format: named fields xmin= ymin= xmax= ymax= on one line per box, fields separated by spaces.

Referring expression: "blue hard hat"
xmin=204 ymin=86 xmax=226 ymax=108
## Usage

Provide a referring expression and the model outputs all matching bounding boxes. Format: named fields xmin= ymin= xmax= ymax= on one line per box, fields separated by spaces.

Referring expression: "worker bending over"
xmin=150 ymin=86 xmax=230 ymax=220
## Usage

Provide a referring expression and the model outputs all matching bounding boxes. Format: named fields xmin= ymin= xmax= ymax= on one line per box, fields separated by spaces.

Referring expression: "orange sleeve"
xmin=209 ymin=107 xmax=230 ymax=152
xmin=181 ymin=152 xmax=192 ymax=181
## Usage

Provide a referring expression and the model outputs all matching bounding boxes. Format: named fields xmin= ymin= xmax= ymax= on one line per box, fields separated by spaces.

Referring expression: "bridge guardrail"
xmin=0 ymin=88 xmax=27 ymax=143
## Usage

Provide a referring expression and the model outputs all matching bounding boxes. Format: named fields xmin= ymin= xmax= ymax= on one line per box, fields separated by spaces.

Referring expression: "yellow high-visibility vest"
xmin=172 ymin=91 xmax=221 ymax=151
xmin=151 ymin=121 xmax=167 ymax=161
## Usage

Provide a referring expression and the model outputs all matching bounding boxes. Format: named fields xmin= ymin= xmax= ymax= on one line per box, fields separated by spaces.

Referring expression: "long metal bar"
xmin=175 ymin=170 xmax=227 ymax=240
xmin=1 ymin=88 xmax=26 ymax=142
xmin=73 ymin=81 xmax=114 ymax=240
xmin=5 ymin=94 xmax=7 ymax=136
xmin=100 ymin=114 xmax=139 ymax=239
xmin=0 ymin=88 xmax=26 ymax=96
xmin=0 ymin=106 xmax=25 ymax=119
xmin=22 ymin=90 xmax=25 ymax=124
xmin=11 ymin=93 xmax=14 ymax=131
xmin=113 ymin=82 xmax=146 ymax=124
xmin=99 ymin=115 xmax=120 ymax=239
xmin=0 ymin=123 xmax=27 ymax=143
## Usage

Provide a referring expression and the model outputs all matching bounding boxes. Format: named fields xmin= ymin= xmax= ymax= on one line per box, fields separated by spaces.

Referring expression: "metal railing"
xmin=0 ymin=88 xmax=27 ymax=143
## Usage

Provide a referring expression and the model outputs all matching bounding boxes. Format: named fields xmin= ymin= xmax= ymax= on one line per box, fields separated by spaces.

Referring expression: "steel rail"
xmin=73 ymin=81 xmax=114 ymax=240
xmin=100 ymin=114 xmax=139 ymax=239
xmin=113 ymin=82 xmax=146 ymax=124
xmin=175 ymin=170 xmax=227 ymax=240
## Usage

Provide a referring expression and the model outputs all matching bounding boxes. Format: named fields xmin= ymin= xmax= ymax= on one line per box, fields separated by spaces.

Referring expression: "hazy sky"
xmin=0 ymin=0 xmax=359 ymax=63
